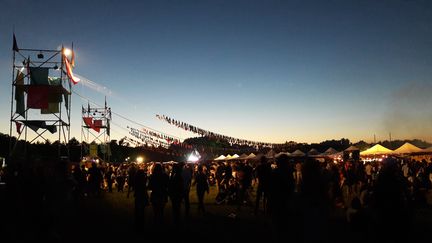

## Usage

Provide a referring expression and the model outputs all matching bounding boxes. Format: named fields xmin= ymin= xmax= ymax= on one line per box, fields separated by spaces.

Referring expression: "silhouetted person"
xmin=194 ymin=165 xmax=209 ymax=215
xmin=301 ymin=158 xmax=331 ymax=242
xmin=134 ymin=169 xmax=149 ymax=231
xmin=168 ymin=163 xmax=184 ymax=226
xmin=105 ymin=166 xmax=114 ymax=193
xmin=371 ymin=158 xmax=410 ymax=242
xmin=254 ymin=156 xmax=272 ymax=215
xmin=87 ymin=162 xmax=102 ymax=197
xmin=182 ymin=163 xmax=193 ymax=216
xmin=127 ymin=164 xmax=137 ymax=198
xmin=116 ymin=170 xmax=125 ymax=192
xmin=72 ymin=164 xmax=86 ymax=199
xmin=148 ymin=163 xmax=169 ymax=226
xmin=268 ymin=154 xmax=294 ymax=241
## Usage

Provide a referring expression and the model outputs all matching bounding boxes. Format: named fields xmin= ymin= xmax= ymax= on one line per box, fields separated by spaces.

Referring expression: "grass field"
xmin=3 ymin=184 xmax=432 ymax=242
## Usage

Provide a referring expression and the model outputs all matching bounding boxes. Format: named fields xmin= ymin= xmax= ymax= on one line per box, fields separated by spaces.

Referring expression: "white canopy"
xmin=320 ymin=147 xmax=339 ymax=156
xmin=290 ymin=149 xmax=306 ymax=157
xmin=307 ymin=148 xmax=320 ymax=156
xmin=345 ymin=145 xmax=360 ymax=152
xmin=214 ymin=155 xmax=226 ymax=161
xmin=393 ymin=142 xmax=423 ymax=154
xmin=360 ymin=144 xmax=393 ymax=156
xmin=227 ymin=154 xmax=240 ymax=160
xmin=245 ymin=153 xmax=257 ymax=160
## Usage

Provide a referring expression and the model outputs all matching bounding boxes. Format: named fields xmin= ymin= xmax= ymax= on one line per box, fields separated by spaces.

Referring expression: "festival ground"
xmin=2 ymin=184 xmax=432 ymax=243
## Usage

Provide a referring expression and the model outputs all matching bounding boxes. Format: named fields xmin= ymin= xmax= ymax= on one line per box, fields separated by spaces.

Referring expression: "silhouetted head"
xmin=153 ymin=163 xmax=163 ymax=175
xmin=276 ymin=154 xmax=289 ymax=169
xmin=260 ymin=155 xmax=268 ymax=164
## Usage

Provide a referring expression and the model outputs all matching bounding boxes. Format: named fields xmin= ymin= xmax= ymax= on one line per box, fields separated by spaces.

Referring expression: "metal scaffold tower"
xmin=81 ymin=98 xmax=111 ymax=163
xmin=9 ymin=36 xmax=75 ymax=160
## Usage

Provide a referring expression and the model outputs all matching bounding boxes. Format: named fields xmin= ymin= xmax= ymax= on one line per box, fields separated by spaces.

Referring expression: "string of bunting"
xmin=156 ymin=114 xmax=277 ymax=148
xmin=128 ymin=126 xmax=193 ymax=149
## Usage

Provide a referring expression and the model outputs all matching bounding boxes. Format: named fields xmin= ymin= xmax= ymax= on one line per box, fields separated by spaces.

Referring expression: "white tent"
xmin=423 ymin=147 xmax=432 ymax=153
xmin=290 ymin=149 xmax=306 ymax=157
xmin=320 ymin=147 xmax=339 ymax=156
xmin=360 ymin=144 xmax=393 ymax=156
xmin=393 ymin=142 xmax=423 ymax=154
xmin=345 ymin=145 xmax=360 ymax=152
xmin=214 ymin=155 xmax=226 ymax=161
xmin=307 ymin=148 xmax=320 ymax=156
xmin=245 ymin=153 xmax=257 ymax=160
xmin=227 ymin=154 xmax=240 ymax=160
xmin=237 ymin=153 xmax=248 ymax=160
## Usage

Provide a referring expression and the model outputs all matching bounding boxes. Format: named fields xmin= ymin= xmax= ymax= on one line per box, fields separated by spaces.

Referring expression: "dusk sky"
xmin=1 ymin=0 xmax=431 ymax=144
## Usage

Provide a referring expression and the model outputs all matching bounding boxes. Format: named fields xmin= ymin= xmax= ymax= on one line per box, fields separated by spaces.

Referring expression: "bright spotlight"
xmin=63 ymin=48 xmax=72 ymax=56
xmin=187 ymin=150 xmax=201 ymax=163
xmin=136 ymin=156 xmax=144 ymax=164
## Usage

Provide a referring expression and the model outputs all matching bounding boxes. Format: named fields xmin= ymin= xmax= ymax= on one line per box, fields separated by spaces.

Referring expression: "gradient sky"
xmin=1 ymin=0 xmax=432 ymax=144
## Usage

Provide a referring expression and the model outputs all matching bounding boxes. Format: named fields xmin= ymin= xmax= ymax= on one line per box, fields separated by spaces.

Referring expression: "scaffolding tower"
xmin=81 ymin=99 xmax=111 ymax=163
xmin=9 ymin=39 xmax=74 ymax=161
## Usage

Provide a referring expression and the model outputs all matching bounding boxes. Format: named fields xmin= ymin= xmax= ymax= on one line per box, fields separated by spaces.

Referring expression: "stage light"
xmin=136 ymin=156 xmax=144 ymax=164
xmin=37 ymin=52 xmax=44 ymax=59
xmin=63 ymin=48 xmax=72 ymax=56
xmin=53 ymin=64 xmax=59 ymax=70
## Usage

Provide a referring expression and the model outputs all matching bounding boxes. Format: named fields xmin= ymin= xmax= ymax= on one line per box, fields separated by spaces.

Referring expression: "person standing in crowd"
xmin=127 ymin=163 xmax=137 ymax=198
xmin=182 ymin=163 xmax=193 ymax=217
xmin=134 ymin=168 xmax=149 ymax=231
xmin=254 ymin=156 xmax=272 ymax=215
xmin=148 ymin=163 xmax=169 ymax=226
xmin=268 ymin=154 xmax=294 ymax=241
xmin=116 ymin=168 xmax=126 ymax=193
xmin=194 ymin=165 xmax=209 ymax=215
xmin=105 ymin=166 xmax=114 ymax=193
xmin=168 ymin=163 xmax=184 ymax=227
xmin=87 ymin=162 xmax=102 ymax=197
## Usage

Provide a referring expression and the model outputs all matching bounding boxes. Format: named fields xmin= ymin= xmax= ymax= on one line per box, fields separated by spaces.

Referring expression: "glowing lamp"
xmin=137 ymin=156 xmax=144 ymax=164
xmin=63 ymin=48 xmax=72 ymax=56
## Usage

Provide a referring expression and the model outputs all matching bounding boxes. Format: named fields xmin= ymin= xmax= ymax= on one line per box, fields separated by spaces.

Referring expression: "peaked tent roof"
xmin=227 ymin=154 xmax=240 ymax=160
xmin=307 ymin=148 xmax=320 ymax=156
xmin=237 ymin=153 xmax=248 ymax=160
xmin=345 ymin=145 xmax=360 ymax=152
xmin=214 ymin=155 xmax=226 ymax=161
xmin=422 ymin=146 xmax=432 ymax=153
xmin=393 ymin=142 xmax=423 ymax=154
xmin=290 ymin=149 xmax=306 ymax=157
xmin=245 ymin=153 xmax=257 ymax=160
xmin=320 ymin=147 xmax=339 ymax=156
xmin=360 ymin=144 xmax=393 ymax=155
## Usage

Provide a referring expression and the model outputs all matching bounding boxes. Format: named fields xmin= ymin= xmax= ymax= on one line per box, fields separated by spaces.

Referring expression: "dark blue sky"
xmin=1 ymin=0 xmax=431 ymax=143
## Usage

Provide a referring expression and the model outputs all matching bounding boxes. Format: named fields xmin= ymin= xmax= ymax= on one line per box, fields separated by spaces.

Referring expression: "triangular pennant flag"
xmin=63 ymin=54 xmax=80 ymax=84
xmin=15 ymin=121 xmax=22 ymax=135
xmin=13 ymin=34 xmax=19 ymax=52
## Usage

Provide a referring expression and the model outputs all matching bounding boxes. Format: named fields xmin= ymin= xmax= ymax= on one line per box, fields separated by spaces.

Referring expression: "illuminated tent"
xmin=225 ymin=154 xmax=233 ymax=160
xmin=393 ymin=142 xmax=423 ymax=154
xmin=237 ymin=153 xmax=248 ymax=160
xmin=276 ymin=152 xmax=290 ymax=157
xmin=307 ymin=148 xmax=320 ymax=156
xmin=290 ymin=149 xmax=306 ymax=157
xmin=227 ymin=154 xmax=240 ymax=160
xmin=214 ymin=155 xmax=226 ymax=161
xmin=423 ymin=147 xmax=432 ymax=153
xmin=345 ymin=146 xmax=360 ymax=152
xmin=320 ymin=147 xmax=339 ymax=156
xmin=360 ymin=144 xmax=393 ymax=155
xmin=245 ymin=153 xmax=256 ymax=160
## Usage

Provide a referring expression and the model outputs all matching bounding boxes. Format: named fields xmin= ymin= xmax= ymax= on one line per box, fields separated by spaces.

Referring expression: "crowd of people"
xmin=2 ymin=154 xmax=432 ymax=242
